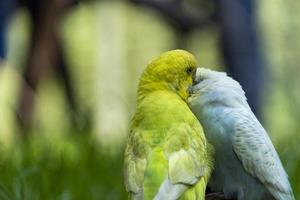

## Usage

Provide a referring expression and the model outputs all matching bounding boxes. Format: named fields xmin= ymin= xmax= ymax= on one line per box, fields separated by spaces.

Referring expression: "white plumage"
xmin=154 ymin=178 xmax=187 ymax=200
xmin=188 ymin=68 xmax=295 ymax=200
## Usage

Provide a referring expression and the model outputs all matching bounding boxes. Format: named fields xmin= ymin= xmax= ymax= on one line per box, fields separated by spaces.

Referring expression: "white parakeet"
xmin=188 ymin=68 xmax=295 ymax=200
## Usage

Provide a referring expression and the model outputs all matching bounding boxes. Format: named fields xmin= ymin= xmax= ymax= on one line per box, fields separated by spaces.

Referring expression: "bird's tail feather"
xmin=179 ymin=177 xmax=206 ymax=200
xmin=143 ymin=148 xmax=168 ymax=200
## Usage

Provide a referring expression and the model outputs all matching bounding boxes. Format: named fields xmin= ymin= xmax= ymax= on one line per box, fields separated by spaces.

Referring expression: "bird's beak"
xmin=192 ymin=73 xmax=196 ymax=86
xmin=193 ymin=68 xmax=202 ymax=85
xmin=188 ymin=69 xmax=197 ymax=95
xmin=192 ymin=67 xmax=200 ymax=86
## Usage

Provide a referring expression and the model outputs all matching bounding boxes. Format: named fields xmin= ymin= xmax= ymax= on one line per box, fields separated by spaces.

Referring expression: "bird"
xmin=124 ymin=50 xmax=214 ymax=200
xmin=188 ymin=68 xmax=295 ymax=200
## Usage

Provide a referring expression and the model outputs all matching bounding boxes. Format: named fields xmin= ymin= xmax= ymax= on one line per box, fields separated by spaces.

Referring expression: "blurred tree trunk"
xmin=16 ymin=0 xmax=78 ymax=132
xmin=214 ymin=0 xmax=264 ymax=118
xmin=95 ymin=2 xmax=128 ymax=146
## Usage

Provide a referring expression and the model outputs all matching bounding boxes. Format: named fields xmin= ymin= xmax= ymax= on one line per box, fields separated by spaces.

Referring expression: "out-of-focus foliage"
xmin=0 ymin=0 xmax=299 ymax=198
xmin=0 ymin=135 xmax=126 ymax=199
xmin=259 ymin=0 xmax=300 ymax=195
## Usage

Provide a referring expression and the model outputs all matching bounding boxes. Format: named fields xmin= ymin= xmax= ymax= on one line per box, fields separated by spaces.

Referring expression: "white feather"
xmin=154 ymin=178 xmax=187 ymax=200
xmin=189 ymin=68 xmax=295 ymax=200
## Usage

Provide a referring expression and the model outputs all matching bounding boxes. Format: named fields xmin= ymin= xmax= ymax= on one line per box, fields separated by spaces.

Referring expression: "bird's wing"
xmin=154 ymin=123 xmax=211 ymax=200
xmin=232 ymin=112 xmax=294 ymax=200
xmin=124 ymin=130 xmax=147 ymax=200
xmin=168 ymin=148 xmax=204 ymax=184
xmin=166 ymin=122 xmax=210 ymax=185
xmin=125 ymin=122 xmax=211 ymax=200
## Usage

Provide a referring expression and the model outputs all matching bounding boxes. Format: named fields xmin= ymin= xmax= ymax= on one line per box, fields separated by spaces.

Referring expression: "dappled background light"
xmin=0 ymin=0 xmax=299 ymax=199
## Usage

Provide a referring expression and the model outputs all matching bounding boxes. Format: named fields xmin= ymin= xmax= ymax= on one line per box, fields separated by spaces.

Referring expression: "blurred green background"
xmin=0 ymin=0 xmax=299 ymax=199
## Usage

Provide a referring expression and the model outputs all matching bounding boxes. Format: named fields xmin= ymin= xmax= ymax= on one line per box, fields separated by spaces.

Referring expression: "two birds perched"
xmin=124 ymin=50 xmax=294 ymax=200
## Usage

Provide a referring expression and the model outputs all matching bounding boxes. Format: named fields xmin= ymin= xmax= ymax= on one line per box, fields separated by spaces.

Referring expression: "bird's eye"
xmin=186 ymin=67 xmax=194 ymax=75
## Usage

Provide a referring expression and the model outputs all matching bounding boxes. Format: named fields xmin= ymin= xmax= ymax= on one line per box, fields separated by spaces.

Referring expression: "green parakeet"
xmin=124 ymin=50 xmax=213 ymax=200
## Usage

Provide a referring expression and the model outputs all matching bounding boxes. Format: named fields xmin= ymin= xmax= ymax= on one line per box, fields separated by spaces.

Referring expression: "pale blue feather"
xmin=188 ymin=68 xmax=295 ymax=200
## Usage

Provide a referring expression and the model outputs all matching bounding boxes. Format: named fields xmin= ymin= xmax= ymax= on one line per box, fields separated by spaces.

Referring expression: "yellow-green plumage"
xmin=124 ymin=50 xmax=213 ymax=200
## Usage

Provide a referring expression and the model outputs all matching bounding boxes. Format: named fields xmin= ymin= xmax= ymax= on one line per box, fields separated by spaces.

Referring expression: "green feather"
xmin=124 ymin=50 xmax=214 ymax=200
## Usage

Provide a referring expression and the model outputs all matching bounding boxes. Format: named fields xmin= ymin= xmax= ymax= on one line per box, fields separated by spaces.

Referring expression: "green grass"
xmin=0 ymin=133 xmax=299 ymax=200
xmin=0 ymin=135 xmax=127 ymax=200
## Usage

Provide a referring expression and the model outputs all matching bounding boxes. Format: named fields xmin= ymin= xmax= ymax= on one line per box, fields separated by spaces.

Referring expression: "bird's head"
xmin=189 ymin=68 xmax=247 ymax=107
xmin=138 ymin=49 xmax=198 ymax=102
